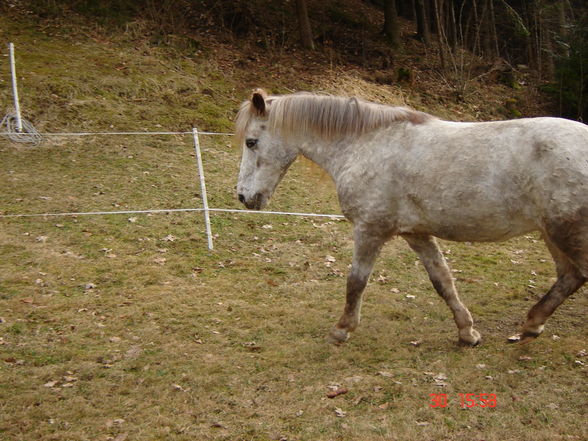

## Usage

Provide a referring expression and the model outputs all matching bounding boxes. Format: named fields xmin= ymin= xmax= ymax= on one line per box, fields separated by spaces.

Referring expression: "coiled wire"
xmin=1 ymin=112 xmax=42 ymax=145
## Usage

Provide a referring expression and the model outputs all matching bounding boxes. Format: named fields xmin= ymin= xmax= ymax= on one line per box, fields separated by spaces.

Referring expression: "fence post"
xmin=8 ymin=43 xmax=23 ymax=133
xmin=192 ymin=128 xmax=214 ymax=250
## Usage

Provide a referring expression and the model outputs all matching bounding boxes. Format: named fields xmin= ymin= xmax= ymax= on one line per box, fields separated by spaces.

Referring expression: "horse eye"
xmin=245 ymin=139 xmax=258 ymax=149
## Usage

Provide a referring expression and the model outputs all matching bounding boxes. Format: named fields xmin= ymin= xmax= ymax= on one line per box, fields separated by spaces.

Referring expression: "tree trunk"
xmin=433 ymin=0 xmax=447 ymax=71
xmin=416 ymin=0 xmax=431 ymax=45
xmin=383 ymin=0 xmax=401 ymax=49
xmin=556 ymin=0 xmax=569 ymax=58
xmin=295 ymin=0 xmax=314 ymax=50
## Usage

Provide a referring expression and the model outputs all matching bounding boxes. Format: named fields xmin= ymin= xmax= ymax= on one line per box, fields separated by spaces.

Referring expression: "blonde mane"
xmin=235 ymin=92 xmax=434 ymax=144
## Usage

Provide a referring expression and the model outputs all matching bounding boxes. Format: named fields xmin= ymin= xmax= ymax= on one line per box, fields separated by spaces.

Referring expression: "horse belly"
xmin=396 ymin=195 xmax=538 ymax=242
xmin=425 ymin=218 xmax=536 ymax=242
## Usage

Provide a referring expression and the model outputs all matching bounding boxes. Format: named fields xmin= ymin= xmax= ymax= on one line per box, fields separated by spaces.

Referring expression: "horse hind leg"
xmin=517 ymin=227 xmax=588 ymax=342
xmin=403 ymin=234 xmax=481 ymax=346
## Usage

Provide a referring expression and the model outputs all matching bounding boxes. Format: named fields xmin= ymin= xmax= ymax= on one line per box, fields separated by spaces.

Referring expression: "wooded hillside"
xmin=4 ymin=0 xmax=588 ymax=121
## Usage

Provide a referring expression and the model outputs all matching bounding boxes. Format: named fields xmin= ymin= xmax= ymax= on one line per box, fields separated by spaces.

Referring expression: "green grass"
xmin=1 ymin=12 xmax=588 ymax=441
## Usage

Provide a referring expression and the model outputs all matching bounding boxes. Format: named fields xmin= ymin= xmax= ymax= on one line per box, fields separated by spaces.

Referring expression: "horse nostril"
xmin=238 ymin=194 xmax=245 ymax=204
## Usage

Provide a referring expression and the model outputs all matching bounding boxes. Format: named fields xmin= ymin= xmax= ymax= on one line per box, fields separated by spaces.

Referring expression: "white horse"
xmin=236 ymin=89 xmax=588 ymax=346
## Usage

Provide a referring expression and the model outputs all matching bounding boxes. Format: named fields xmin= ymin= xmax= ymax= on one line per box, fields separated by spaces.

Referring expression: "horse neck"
xmin=297 ymin=137 xmax=351 ymax=182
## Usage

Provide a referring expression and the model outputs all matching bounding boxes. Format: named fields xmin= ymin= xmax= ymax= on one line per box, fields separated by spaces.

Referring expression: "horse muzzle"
xmin=238 ymin=192 xmax=265 ymax=210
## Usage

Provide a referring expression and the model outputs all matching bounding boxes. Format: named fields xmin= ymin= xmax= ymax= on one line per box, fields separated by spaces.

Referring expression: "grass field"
xmin=1 ymin=13 xmax=587 ymax=441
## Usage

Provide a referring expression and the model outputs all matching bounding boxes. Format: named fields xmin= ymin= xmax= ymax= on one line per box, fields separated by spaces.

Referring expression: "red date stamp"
xmin=429 ymin=393 xmax=497 ymax=408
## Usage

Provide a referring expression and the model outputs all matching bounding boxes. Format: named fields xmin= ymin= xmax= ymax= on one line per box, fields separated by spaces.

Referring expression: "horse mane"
xmin=235 ymin=92 xmax=435 ymax=144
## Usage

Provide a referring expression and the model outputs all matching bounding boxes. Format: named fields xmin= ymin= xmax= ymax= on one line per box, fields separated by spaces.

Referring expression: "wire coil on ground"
xmin=1 ymin=112 xmax=42 ymax=145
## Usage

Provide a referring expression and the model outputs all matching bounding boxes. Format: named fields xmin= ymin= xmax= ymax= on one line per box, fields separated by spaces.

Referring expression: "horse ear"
xmin=251 ymin=88 xmax=268 ymax=116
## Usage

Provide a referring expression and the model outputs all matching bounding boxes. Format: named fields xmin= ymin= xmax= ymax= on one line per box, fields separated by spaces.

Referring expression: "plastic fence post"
xmin=192 ymin=128 xmax=214 ymax=250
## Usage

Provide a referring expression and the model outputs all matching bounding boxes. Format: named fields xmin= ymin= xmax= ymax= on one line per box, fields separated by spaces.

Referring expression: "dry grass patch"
xmin=1 ymin=13 xmax=587 ymax=441
xmin=1 ymin=133 xmax=587 ymax=440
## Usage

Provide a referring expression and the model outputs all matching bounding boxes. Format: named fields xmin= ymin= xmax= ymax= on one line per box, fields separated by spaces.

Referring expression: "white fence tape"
xmin=0 ymin=129 xmax=345 ymax=249
xmin=0 ymin=207 xmax=345 ymax=219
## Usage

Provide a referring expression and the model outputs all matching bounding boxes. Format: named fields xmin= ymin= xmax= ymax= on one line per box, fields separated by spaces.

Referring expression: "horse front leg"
xmin=403 ymin=234 xmax=481 ymax=346
xmin=329 ymin=227 xmax=385 ymax=344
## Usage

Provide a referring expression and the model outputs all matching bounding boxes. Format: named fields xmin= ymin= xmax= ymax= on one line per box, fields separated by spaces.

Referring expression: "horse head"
xmin=236 ymin=89 xmax=298 ymax=210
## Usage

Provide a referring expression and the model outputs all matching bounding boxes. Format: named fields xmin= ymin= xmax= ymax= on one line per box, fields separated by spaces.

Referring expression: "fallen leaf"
xmin=353 ymin=396 xmax=365 ymax=406
xmin=345 ymin=375 xmax=363 ymax=384
xmin=44 ymin=380 xmax=58 ymax=388
xmin=153 ymin=257 xmax=167 ymax=265
xmin=433 ymin=372 xmax=448 ymax=387
xmin=125 ymin=346 xmax=142 ymax=359
xmin=327 ymin=388 xmax=348 ymax=399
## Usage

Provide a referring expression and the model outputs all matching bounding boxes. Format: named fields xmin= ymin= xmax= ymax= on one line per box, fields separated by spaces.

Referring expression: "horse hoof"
xmin=507 ymin=333 xmax=522 ymax=343
xmin=458 ymin=329 xmax=481 ymax=346
xmin=507 ymin=331 xmax=540 ymax=344
xmin=509 ymin=324 xmax=543 ymax=344
xmin=328 ymin=327 xmax=350 ymax=345
xmin=519 ymin=330 xmax=542 ymax=344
